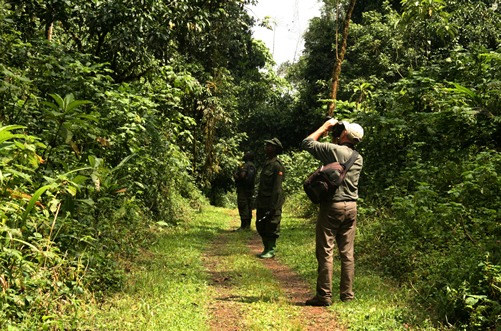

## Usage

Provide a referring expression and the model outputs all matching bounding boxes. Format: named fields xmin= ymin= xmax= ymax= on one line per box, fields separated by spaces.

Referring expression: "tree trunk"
xmin=328 ymin=0 xmax=357 ymax=116
xmin=46 ymin=22 xmax=54 ymax=41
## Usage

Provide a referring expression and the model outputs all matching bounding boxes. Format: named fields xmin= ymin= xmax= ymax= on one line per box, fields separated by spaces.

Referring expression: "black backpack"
xmin=303 ymin=151 xmax=359 ymax=204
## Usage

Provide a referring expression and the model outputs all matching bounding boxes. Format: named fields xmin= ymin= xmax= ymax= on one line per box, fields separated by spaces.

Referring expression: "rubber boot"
xmin=259 ymin=238 xmax=276 ymax=259
xmin=257 ymin=238 xmax=268 ymax=257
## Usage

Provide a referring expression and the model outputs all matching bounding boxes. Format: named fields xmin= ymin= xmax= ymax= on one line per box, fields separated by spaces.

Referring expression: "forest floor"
xmin=88 ymin=206 xmax=432 ymax=330
xmin=203 ymin=210 xmax=344 ymax=331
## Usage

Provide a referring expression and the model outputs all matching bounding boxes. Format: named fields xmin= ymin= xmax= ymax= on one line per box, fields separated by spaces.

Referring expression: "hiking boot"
xmin=341 ymin=296 xmax=354 ymax=303
xmin=305 ymin=296 xmax=332 ymax=307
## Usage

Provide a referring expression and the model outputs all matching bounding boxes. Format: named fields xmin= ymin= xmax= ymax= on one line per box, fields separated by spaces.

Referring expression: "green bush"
xmin=357 ymin=147 xmax=500 ymax=328
xmin=0 ymin=86 xmax=205 ymax=327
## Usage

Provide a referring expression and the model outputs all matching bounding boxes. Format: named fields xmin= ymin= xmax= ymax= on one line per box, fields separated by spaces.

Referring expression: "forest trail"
xmin=202 ymin=210 xmax=344 ymax=331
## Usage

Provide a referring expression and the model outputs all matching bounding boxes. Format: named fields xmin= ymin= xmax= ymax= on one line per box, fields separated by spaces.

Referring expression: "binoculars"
xmin=325 ymin=116 xmax=345 ymax=138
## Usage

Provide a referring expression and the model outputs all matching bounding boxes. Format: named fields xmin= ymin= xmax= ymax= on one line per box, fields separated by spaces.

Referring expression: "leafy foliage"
xmin=284 ymin=0 xmax=501 ymax=329
xmin=0 ymin=0 xmax=270 ymax=328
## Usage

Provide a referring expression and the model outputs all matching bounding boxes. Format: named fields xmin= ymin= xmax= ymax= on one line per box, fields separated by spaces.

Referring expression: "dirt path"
xmin=203 ymin=214 xmax=344 ymax=331
xmin=204 ymin=232 xmax=247 ymax=330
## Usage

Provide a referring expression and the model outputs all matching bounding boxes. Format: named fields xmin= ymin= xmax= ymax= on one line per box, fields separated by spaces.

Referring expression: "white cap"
xmin=342 ymin=121 xmax=364 ymax=143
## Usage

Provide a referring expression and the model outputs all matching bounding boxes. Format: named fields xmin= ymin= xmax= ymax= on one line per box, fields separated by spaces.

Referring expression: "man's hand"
xmin=307 ymin=118 xmax=338 ymax=141
xmin=323 ymin=118 xmax=338 ymax=131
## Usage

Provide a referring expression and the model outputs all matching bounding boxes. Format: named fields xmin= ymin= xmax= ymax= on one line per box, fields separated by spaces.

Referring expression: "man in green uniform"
xmin=234 ymin=151 xmax=256 ymax=231
xmin=255 ymin=138 xmax=285 ymax=259
xmin=301 ymin=118 xmax=364 ymax=306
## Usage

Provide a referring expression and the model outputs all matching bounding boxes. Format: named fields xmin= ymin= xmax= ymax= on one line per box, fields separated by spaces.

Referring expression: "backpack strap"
xmin=342 ymin=150 xmax=359 ymax=171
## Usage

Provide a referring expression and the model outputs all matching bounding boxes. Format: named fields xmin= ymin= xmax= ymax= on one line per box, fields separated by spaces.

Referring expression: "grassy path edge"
xmin=82 ymin=205 xmax=437 ymax=330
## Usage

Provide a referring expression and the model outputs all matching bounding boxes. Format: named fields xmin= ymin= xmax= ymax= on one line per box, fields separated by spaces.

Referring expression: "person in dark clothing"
xmin=301 ymin=118 xmax=364 ymax=306
xmin=255 ymin=138 xmax=285 ymax=259
xmin=234 ymin=151 xmax=256 ymax=231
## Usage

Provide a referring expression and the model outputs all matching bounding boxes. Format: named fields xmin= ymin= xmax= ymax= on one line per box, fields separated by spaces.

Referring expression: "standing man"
xmin=255 ymin=138 xmax=285 ymax=259
xmin=234 ymin=151 xmax=256 ymax=231
xmin=301 ymin=118 xmax=364 ymax=306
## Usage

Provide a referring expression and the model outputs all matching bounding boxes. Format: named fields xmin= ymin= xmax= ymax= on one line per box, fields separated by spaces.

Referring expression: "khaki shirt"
xmin=301 ymin=137 xmax=363 ymax=202
xmin=256 ymin=157 xmax=285 ymax=211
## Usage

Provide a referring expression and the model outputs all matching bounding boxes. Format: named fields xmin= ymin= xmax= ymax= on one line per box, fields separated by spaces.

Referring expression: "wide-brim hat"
xmin=264 ymin=138 xmax=283 ymax=153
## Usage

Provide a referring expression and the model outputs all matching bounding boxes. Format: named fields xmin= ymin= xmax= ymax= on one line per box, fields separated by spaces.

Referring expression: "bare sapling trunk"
xmin=46 ymin=22 xmax=54 ymax=41
xmin=328 ymin=0 xmax=357 ymax=116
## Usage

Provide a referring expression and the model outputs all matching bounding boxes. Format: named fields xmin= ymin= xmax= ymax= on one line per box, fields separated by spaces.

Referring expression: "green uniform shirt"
xmin=256 ymin=157 xmax=285 ymax=211
xmin=301 ymin=137 xmax=363 ymax=202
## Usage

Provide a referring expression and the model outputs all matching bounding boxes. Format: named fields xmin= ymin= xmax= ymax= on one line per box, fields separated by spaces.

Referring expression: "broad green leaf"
xmin=0 ymin=125 xmax=26 ymax=144
xmin=62 ymin=166 xmax=92 ymax=175
xmin=13 ymin=140 xmax=26 ymax=150
xmin=77 ymin=114 xmax=100 ymax=122
xmin=41 ymin=101 xmax=61 ymax=111
xmin=65 ymin=99 xmax=93 ymax=113
xmin=72 ymin=175 xmax=89 ymax=185
xmin=4 ymin=168 xmax=33 ymax=183
xmin=21 ymin=184 xmax=53 ymax=222
xmin=77 ymin=198 xmax=95 ymax=206
xmin=65 ymin=185 xmax=78 ymax=196
xmin=0 ymin=125 xmax=26 ymax=133
xmin=11 ymin=238 xmax=41 ymax=252
xmin=110 ymin=154 xmax=136 ymax=173
xmin=48 ymin=93 xmax=65 ymax=108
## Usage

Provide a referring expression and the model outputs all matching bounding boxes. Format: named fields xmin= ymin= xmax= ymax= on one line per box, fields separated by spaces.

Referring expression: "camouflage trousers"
xmin=256 ymin=208 xmax=281 ymax=239
xmin=237 ymin=190 xmax=253 ymax=229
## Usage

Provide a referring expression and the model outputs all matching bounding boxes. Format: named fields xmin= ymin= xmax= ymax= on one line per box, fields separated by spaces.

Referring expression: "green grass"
xmin=81 ymin=206 xmax=222 ymax=330
xmin=82 ymin=206 xmax=303 ymax=330
xmin=81 ymin=205 xmax=442 ymax=330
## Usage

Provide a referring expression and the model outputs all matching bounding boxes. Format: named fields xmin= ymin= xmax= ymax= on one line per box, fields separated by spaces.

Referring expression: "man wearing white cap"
xmin=301 ymin=118 xmax=364 ymax=306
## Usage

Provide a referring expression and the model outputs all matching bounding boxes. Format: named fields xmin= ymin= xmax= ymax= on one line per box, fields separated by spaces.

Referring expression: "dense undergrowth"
xmin=0 ymin=118 xmax=205 ymax=329
xmin=0 ymin=24 xmax=207 ymax=331
xmin=0 ymin=1 xmax=242 ymax=328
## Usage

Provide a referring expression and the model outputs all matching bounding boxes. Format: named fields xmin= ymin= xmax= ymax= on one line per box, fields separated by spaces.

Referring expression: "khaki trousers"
xmin=315 ymin=201 xmax=357 ymax=302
